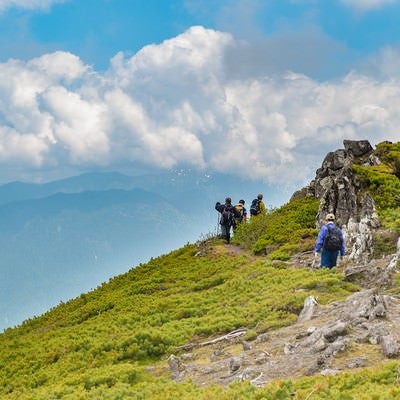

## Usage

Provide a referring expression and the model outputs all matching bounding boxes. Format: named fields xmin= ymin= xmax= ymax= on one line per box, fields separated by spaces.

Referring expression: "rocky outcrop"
xmin=311 ymin=139 xmax=377 ymax=226
xmin=167 ymin=289 xmax=400 ymax=387
xmin=306 ymin=139 xmax=381 ymax=262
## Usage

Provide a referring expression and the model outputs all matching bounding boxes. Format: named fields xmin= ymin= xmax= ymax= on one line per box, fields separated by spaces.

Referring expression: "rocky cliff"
xmin=310 ymin=139 xmax=381 ymax=262
xmin=312 ymin=141 xmax=399 ymax=285
xmin=293 ymin=139 xmax=398 ymax=267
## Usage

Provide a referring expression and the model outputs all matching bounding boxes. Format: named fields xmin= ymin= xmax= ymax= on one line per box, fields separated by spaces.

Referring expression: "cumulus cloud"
xmin=0 ymin=26 xmax=399 ymax=185
xmin=340 ymin=0 xmax=397 ymax=12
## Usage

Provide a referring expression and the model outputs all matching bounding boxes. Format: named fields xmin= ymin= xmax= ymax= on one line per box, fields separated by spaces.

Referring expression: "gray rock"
xmin=311 ymin=337 xmax=328 ymax=353
xmin=354 ymin=331 xmax=370 ymax=344
xmin=296 ymin=326 xmax=317 ymax=339
xmin=343 ymin=290 xmax=388 ymax=321
xmin=324 ymin=338 xmax=350 ymax=357
xmin=323 ymin=321 xmax=348 ymax=342
xmin=239 ymin=367 xmax=263 ymax=381
xmin=343 ymin=139 xmax=374 ymax=156
xmin=307 ymin=326 xmax=318 ymax=335
xmin=256 ymin=333 xmax=270 ymax=344
xmin=301 ymin=328 xmax=323 ymax=348
xmin=242 ymin=340 xmax=252 ymax=351
xmin=371 ymin=303 xmax=387 ymax=320
xmin=305 ymin=355 xmax=327 ymax=376
xmin=284 ymin=342 xmax=298 ymax=354
xmin=320 ymin=368 xmax=341 ymax=376
xmin=168 ymin=354 xmax=185 ymax=379
xmin=298 ymin=296 xmax=318 ymax=322
xmin=229 ymin=357 xmax=242 ymax=373
xmin=346 ymin=358 xmax=368 ymax=369
xmin=381 ymin=335 xmax=400 ymax=358
xmin=255 ymin=352 xmax=269 ymax=364
xmin=369 ymin=324 xmax=389 ymax=345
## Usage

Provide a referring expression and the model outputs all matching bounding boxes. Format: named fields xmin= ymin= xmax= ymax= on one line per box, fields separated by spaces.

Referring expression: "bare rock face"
xmin=308 ymin=139 xmax=381 ymax=262
xmin=312 ymin=140 xmax=377 ymax=227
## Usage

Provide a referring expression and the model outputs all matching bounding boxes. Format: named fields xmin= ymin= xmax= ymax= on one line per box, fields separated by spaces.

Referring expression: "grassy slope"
xmin=1 ymin=241 xmax=360 ymax=399
xmin=1 ymin=141 xmax=399 ymax=399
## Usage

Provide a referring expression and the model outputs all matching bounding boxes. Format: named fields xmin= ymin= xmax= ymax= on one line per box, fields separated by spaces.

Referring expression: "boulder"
xmin=343 ymin=290 xmax=386 ymax=320
xmin=242 ymin=340 xmax=252 ymax=351
xmin=229 ymin=357 xmax=242 ymax=373
xmin=381 ymin=335 xmax=400 ymax=358
xmin=256 ymin=333 xmax=270 ymax=344
xmin=168 ymin=355 xmax=185 ymax=379
xmin=298 ymin=296 xmax=318 ymax=322
xmin=343 ymin=139 xmax=374 ymax=156
xmin=323 ymin=321 xmax=348 ymax=342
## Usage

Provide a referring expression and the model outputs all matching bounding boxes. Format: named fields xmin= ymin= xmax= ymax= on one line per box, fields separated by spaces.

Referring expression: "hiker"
xmin=215 ymin=197 xmax=240 ymax=243
xmin=233 ymin=199 xmax=247 ymax=231
xmin=314 ymin=213 xmax=345 ymax=269
xmin=250 ymin=194 xmax=266 ymax=217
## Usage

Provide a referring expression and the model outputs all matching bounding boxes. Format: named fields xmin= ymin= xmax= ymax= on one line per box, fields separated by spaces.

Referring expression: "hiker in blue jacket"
xmin=215 ymin=197 xmax=240 ymax=243
xmin=315 ymin=213 xmax=345 ymax=269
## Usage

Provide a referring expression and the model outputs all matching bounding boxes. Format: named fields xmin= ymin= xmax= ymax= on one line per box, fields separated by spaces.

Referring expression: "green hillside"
xmin=0 ymin=242 xmax=361 ymax=399
xmin=1 ymin=141 xmax=399 ymax=399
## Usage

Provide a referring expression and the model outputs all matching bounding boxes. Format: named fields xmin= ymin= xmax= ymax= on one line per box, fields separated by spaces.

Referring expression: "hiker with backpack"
xmin=314 ymin=213 xmax=345 ymax=269
xmin=233 ymin=199 xmax=247 ymax=232
xmin=250 ymin=194 xmax=266 ymax=218
xmin=215 ymin=197 xmax=240 ymax=243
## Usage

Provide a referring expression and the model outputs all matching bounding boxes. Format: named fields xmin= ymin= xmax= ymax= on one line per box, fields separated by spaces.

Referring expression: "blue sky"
xmin=0 ymin=0 xmax=399 ymax=188
xmin=2 ymin=1 xmax=400 ymax=73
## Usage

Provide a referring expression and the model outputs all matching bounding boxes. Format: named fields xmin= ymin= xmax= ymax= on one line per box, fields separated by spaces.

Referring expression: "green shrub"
xmin=352 ymin=141 xmax=400 ymax=232
xmin=250 ymin=197 xmax=319 ymax=257
xmin=372 ymin=230 xmax=399 ymax=257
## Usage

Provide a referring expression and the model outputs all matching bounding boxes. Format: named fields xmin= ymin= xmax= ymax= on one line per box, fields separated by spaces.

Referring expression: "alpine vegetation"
xmin=0 ymin=140 xmax=399 ymax=400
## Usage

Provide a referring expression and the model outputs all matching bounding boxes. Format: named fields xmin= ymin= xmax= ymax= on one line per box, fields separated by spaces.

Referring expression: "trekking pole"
xmin=216 ymin=213 xmax=220 ymax=236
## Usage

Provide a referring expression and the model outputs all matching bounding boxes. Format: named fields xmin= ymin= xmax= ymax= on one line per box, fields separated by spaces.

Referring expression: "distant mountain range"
xmin=0 ymin=170 xmax=283 ymax=330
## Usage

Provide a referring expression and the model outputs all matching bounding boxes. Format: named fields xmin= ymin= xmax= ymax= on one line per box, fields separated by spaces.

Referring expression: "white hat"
xmin=326 ymin=213 xmax=335 ymax=221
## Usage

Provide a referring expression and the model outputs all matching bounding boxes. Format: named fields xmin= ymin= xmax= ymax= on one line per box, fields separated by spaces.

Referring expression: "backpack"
xmin=323 ymin=225 xmax=342 ymax=251
xmin=220 ymin=204 xmax=235 ymax=226
xmin=234 ymin=204 xmax=244 ymax=223
xmin=250 ymin=199 xmax=260 ymax=216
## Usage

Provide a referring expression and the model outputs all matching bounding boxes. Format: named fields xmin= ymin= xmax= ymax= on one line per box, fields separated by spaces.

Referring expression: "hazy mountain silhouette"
xmin=0 ymin=170 xmax=282 ymax=330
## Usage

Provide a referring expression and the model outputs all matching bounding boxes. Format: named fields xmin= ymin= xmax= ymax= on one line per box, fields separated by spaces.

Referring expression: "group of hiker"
xmin=215 ymin=194 xmax=266 ymax=243
xmin=215 ymin=195 xmax=345 ymax=269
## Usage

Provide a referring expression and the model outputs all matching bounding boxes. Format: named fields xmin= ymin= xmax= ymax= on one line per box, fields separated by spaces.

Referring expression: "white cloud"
xmin=28 ymin=51 xmax=87 ymax=83
xmin=0 ymin=0 xmax=66 ymax=12
xmin=0 ymin=126 xmax=48 ymax=165
xmin=340 ymin=0 xmax=397 ymax=12
xmin=0 ymin=26 xmax=399 ymax=185
xmin=41 ymin=86 xmax=109 ymax=164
